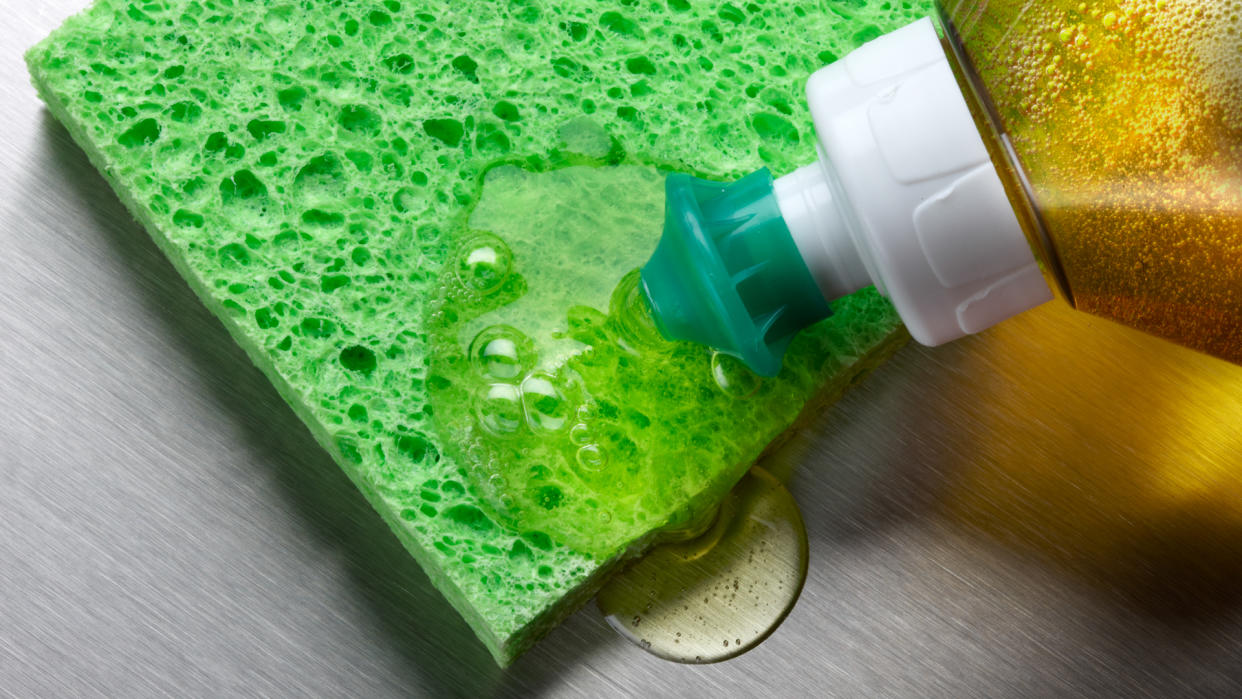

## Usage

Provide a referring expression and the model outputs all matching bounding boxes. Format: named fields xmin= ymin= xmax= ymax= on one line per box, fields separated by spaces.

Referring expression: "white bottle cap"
xmin=774 ymin=17 xmax=1052 ymax=346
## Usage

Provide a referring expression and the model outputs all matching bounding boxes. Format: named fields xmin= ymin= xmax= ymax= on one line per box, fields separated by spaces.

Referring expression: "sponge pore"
xmin=28 ymin=0 xmax=922 ymax=665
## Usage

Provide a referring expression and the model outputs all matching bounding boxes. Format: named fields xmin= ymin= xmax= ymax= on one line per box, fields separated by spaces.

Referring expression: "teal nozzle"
xmin=639 ymin=169 xmax=833 ymax=377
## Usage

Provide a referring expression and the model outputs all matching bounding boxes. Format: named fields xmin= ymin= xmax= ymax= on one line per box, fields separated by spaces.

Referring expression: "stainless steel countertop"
xmin=6 ymin=5 xmax=1242 ymax=697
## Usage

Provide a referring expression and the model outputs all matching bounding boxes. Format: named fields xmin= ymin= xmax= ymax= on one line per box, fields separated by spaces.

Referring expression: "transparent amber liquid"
xmin=943 ymin=0 xmax=1242 ymax=362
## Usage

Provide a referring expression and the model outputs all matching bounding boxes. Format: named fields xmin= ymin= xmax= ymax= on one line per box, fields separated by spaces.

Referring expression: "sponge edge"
xmin=27 ymin=0 xmax=920 ymax=664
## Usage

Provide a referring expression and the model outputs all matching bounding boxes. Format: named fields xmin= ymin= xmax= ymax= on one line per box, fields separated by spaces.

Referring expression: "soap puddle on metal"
xmin=596 ymin=466 xmax=809 ymax=663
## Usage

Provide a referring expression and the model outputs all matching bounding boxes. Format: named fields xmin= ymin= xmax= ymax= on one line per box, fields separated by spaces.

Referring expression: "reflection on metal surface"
xmin=930 ymin=300 xmax=1242 ymax=617
xmin=596 ymin=467 xmax=808 ymax=663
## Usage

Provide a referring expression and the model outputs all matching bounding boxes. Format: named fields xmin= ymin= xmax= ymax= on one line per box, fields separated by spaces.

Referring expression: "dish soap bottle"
xmin=641 ymin=1 xmax=1242 ymax=376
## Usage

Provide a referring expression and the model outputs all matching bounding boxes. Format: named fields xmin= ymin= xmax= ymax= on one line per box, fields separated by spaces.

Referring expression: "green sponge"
xmin=27 ymin=0 xmax=921 ymax=665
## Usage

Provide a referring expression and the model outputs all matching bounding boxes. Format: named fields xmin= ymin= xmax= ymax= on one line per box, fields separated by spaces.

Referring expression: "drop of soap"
xmin=475 ymin=383 xmax=524 ymax=436
xmin=710 ymin=351 xmax=762 ymax=399
xmin=455 ymin=233 xmax=513 ymax=294
xmin=597 ymin=467 xmax=808 ymax=664
xmin=470 ymin=325 xmax=532 ymax=380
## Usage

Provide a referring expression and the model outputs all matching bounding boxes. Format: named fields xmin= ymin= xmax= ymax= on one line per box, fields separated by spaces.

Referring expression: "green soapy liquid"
xmin=427 ymin=163 xmax=888 ymax=558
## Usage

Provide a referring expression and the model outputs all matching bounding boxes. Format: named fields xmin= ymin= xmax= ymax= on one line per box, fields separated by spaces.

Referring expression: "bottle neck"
xmin=773 ymin=162 xmax=872 ymax=301
xmin=640 ymin=16 xmax=1058 ymax=376
xmin=774 ymin=17 xmax=1053 ymax=346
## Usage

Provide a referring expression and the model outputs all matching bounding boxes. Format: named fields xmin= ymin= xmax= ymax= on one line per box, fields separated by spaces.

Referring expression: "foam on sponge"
xmin=28 ymin=0 xmax=923 ymax=664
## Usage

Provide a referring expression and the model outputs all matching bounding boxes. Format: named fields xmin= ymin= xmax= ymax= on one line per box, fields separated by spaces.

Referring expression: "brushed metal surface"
xmin=6 ymin=5 xmax=1242 ymax=697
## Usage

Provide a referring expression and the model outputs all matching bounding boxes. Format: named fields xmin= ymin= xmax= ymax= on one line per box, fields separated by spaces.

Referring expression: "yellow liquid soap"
xmin=944 ymin=0 xmax=1242 ymax=361
xmin=596 ymin=467 xmax=809 ymax=664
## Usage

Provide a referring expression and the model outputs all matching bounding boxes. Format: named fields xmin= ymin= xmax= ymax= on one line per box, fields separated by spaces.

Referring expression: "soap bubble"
xmin=455 ymin=232 xmax=513 ymax=294
xmin=569 ymin=422 xmax=593 ymax=446
xmin=522 ymin=372 xmax=570 ymax=433
xmin=488 ymin=473 xmax=509 ymax=495
xmin=710 ymin=351 xmax=761 ymax=399
xmin=475 ymin=383 xmax=524 ymax=436
xmin=576 ymin=444 xmax=608 ymax=472
xmin=470 ymin=325 xmax=533 ymax=380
